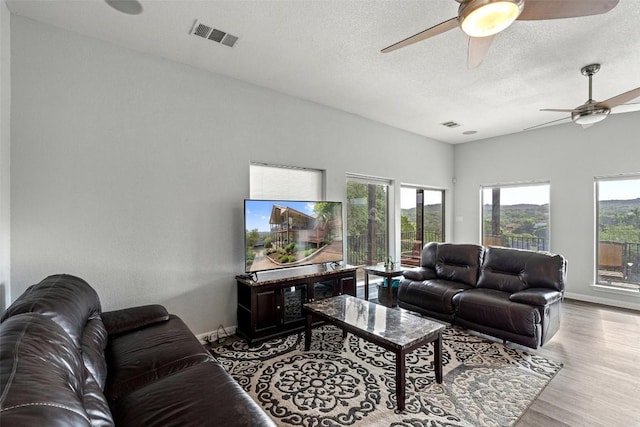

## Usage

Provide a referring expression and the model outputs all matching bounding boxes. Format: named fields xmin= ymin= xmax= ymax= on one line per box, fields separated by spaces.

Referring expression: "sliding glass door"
xmin=345 ymin=177 xmax=390 ymax=268
xmin=400 ymin=186 xmax=444 ymax=266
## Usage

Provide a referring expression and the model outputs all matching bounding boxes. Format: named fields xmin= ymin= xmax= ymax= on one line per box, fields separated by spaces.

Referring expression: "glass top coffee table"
xmin=304 ymin=294 xmax=445 ymax=411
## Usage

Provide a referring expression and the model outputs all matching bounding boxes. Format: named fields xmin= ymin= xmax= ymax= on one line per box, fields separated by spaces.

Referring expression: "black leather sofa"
xmin=399 ymin=243 xmax=567 ymax=349
xmin=0 ymin=274 xmax=275 ymax=426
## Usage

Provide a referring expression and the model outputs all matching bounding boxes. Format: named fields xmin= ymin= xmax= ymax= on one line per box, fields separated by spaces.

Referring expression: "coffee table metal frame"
xmin=304 ymin=295 xmax=444 ymax=411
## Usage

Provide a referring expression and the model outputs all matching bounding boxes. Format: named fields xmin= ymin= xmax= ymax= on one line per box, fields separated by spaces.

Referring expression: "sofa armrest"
xmin=402 ymin=267 xmax=437 ymax=282
xmin=509 ymin=288 xmax=563 ymax=306
xmin=102 ymin=304 xmax=169 ymax=336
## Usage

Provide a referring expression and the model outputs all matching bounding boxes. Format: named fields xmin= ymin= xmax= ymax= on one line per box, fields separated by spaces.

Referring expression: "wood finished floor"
xmin=352 ymin=285 xmax=640 ymax=425
xmin=516 ymin=299 xmax=640 ymax=427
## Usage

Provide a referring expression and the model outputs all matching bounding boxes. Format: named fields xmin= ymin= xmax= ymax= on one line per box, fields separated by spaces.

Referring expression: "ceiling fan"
xmin=526 ymin=63 xmax=640 ymax=130
xmin=381 ymin=0 xmax=620 ymax=68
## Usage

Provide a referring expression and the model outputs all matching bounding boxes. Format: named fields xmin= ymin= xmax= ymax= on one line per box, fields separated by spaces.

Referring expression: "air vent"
xmin=190 ymin=20 xmax=238 ymax=48
xmin=194 ymin=22 xmax=212 ymax=38
xmin=221 ymin=34 xmax=239 ymax=47
xmin=208 ymin=29 xmax=226 ymax=43
xmin=441 ymin=121 xmax=461 ymax=128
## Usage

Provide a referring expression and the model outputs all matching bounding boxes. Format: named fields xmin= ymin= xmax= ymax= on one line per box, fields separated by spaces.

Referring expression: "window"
xmin=481 ymin=183 xmax=550 ymax=251
xmin=345 ymin=176 xmax=390 ymax=267
xmin=250 ymin=163 xmax=323 ymax=200
xmin=400 ymin=186 xmax=445 ymax=266
xmin=595 ymin=176 xmax=640 ymax=290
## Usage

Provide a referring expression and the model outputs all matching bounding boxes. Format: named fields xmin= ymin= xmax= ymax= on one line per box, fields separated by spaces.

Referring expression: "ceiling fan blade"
xmin=540 ymin=108 xmax=577 ymax=112
xmin=596 ymin=87 xmax=640 ymax=109
xmin=524 ymin=116 xmax=571 ymax=131
xmin=468 ymin=35 xmax=496 ymax=69
xmin=518 ymin=0 xmax=619 ymax=20
xmin=611 ymin=102 xmax=640 ymax=114
xmin=381 ymin=17 xmax=458 ymax=53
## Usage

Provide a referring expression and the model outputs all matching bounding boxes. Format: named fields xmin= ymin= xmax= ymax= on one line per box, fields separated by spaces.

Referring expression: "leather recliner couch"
xmin=0 ymin=274 xmax=276 ymax=426
xmin=399 ymin=243 xmax=567 ymax=349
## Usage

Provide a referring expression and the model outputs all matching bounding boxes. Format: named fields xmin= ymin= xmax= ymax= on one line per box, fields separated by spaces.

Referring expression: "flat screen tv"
xmin=244 ymin=199 xmax=344 ymax=273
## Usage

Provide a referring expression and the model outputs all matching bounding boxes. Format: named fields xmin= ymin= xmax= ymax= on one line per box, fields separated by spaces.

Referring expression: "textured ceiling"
xmin=7 ymin=0 xmax=640 ymax=143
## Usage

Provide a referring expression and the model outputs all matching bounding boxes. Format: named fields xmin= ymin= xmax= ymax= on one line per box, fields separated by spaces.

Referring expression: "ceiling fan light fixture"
xmin=572 ymin=107 xmax=610 ymax=125
xmin=460 ymin=0 xmax=523 ymax=38
xmin=105 ymin=0 xmax=143 ymax=15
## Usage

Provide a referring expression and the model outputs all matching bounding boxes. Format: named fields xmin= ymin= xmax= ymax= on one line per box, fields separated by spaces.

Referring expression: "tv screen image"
xmin=244 ymin=200 xmax=344 ymax=273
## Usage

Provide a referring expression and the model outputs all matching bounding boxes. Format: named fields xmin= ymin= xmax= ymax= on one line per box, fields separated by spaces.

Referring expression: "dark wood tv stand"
xmin=236 ymin=264 xmax=357 ymax=345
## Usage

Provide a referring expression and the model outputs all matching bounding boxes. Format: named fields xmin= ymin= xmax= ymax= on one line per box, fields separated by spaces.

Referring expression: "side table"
xmin=363 ymin=265 xmax=405 ymax=307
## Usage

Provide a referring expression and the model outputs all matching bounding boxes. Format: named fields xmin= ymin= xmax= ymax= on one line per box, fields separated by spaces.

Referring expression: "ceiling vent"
xmin=441 ymin=121 xmax=461 ymax=128
xmin=190 ymin=20 xmax=238 ymax=48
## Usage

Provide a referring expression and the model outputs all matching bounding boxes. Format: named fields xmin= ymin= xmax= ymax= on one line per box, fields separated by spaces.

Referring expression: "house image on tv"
xmin=269 ymin=204 xmax=330 ymax=249
xmin=245 ymin=201 xmax=344 ymax=272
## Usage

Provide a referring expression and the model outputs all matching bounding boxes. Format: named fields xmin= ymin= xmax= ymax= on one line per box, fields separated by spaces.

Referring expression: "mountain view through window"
xmin=481 ymin=184 xmax=550 ymax=251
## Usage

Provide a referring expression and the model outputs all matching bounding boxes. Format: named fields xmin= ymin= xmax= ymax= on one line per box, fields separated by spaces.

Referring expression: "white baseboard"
xmin=196 ymin=325 xmax=237 ymax=345
xmin=564 ymin=292 xmax=640 ymax=311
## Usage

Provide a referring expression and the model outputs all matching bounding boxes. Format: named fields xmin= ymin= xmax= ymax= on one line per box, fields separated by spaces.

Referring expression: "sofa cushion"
xmin=402 ymin=267 xmax=436 ymax=282
xmin=419 ymin=242 xmax=438 ymax=269
xmin=82 ymin=315 xmax=109 ymax=390
xmin=101 ymin=304 xmax=170 ymax=336
xmin=111 ymin=361 xmax=276 ymax=427
xmin=434 ymin=243 xmax=484 ymax=286
xmin=0 ymin=313 xmax=113 ymax=426
xmin=398 ymin=279 xmax=474 ymax=315
xmin=509 ymin=288 xmax=563 ymax=306
xmin=3 ymin=275 xmax=110 ymax=391
xmin=1 ymin=274 xmax=103 ymax=348
xmin=452 ymin=288 xmax=541 ymax=337
xmin=478 ymin=246 xmax=567 ymax=293
xmin=105 ymin=314 xmax=214 ymax=401
xmin=83 ymin=366 xmax=117 ymax=427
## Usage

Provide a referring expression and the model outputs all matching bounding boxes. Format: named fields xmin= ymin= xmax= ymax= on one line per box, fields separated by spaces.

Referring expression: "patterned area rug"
xmin=210 ymin=325 xmax=561 ymax=426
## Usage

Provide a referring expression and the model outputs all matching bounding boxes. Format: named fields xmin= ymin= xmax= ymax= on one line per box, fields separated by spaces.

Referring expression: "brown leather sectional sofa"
xmin=399 ymin=242 xmax=567 ymax=349
xmin=0 ymin=274 xmax=275 ymax=426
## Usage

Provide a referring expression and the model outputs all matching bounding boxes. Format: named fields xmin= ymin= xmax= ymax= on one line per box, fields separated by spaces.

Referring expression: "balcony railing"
xmin=599 ymin=241 xmax=640 ymax=285
xmin=485 ymin=235 xmax=640 ymax=285
xmin=346 ymin=231 xmax=443 ymax=266
xmin=348 ymin=232 xmax=640 ymax=285
xmin=346 ymin=233 xmax=387 ymax=266
xmin=483 ymin=234 xmax=549 ymax=251
xmin=400 ymin=231 xmax=443 ymax=253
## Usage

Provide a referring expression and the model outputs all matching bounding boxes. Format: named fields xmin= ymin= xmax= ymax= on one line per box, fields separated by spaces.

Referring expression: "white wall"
xmin=0 ymin=0 xmax=11 ymax=312
xmin=10 ymin=16 xmax=454 ymax=334
xmin=453 ymin=114 xmax=640 ymax=310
